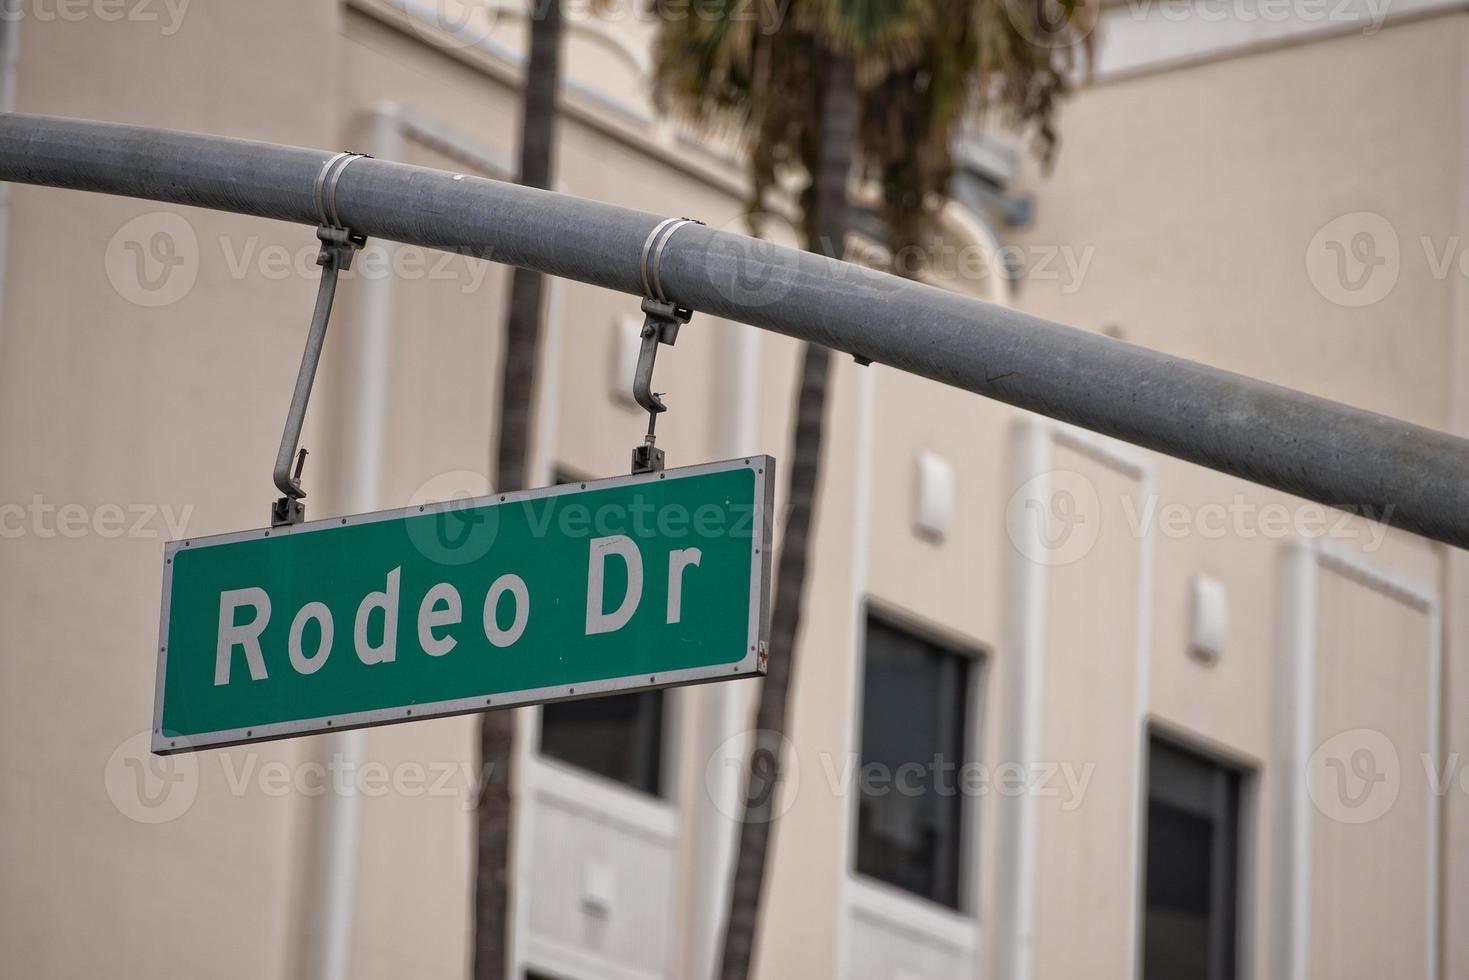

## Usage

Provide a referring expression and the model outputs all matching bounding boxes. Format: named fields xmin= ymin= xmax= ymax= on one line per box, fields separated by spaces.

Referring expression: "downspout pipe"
xmin=294 ymin=105 xmax=404 ymax=980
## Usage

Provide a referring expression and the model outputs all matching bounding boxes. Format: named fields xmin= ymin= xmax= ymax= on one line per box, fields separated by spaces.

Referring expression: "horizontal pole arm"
xmin=2 ymin=112 xmax=1466 ymax=548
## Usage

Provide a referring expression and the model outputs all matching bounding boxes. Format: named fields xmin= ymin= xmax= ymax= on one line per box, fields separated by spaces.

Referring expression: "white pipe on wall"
xmin=687 ymin=315 xmax=761 ymax=979
xmin=1273 ymin=542 xmax=1318 ymax=980
xmin=990 ymin=418 xmax=1052 ymax=980
xmin=296 ymin=104 xmax=404 ymax=980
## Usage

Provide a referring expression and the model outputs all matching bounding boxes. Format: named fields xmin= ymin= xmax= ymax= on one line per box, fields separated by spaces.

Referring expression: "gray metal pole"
xmin=2 ymin=112 xmax=1466 ymax=548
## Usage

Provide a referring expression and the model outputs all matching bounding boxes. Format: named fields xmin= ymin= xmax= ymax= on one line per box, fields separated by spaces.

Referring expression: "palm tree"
xmin=651 ymin=1 xmax=1092 ymax=976
xmin=475 ymin=1 xmax=565 ymax=977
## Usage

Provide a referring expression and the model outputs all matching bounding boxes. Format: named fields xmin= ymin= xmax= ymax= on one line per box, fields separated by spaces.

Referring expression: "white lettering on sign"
xmin=208 ymin=539 xmax=710 ymax=683
xmin=418 ymin=583 xmax=462 ymax=657
xmin=354 ymin=567 xmax=400 ymax=665
xmin=666 ymin=548 xmax=702 ymax=625
xmin=482 ymin=574 xmax=530 ymax=648
xmin=586 ymin=534 xmax=643 ymax=635
xmin=215 ymin=587 xmax=271 ymax=685
xmin=288 ymin=602 xmax=333 ymax=675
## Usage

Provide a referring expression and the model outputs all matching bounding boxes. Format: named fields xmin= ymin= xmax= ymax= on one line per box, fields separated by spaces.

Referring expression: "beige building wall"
xmin=0 ymin=5 xmax=345 ymax=978
xmin=1008 ymin=15 xmax=1459 ymax=979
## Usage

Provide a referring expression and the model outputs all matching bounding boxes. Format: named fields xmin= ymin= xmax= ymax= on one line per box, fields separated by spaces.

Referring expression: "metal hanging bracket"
xmin=631 ymin=217 xmax=700 ymax=474
xmin=270 ymin=151 xmax=369 ymax=526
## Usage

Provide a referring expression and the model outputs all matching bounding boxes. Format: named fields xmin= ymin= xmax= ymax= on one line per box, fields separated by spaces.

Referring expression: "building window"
xmin=537 ymin=467 xmax=666 ymax=797
xmin=1142 ymin=736 xmax=1243 ymax=980
xmin=855 ymin=612 xmax=973 ymax=909
xmin=539 ymin=689 xmax=665 ymax=796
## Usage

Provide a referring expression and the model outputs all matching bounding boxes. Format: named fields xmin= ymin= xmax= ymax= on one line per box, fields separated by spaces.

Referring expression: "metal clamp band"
xmin=639 ymin=216 xmax=699 ymax=303
xmin=313 ymin=150 xmax=369 ymax=230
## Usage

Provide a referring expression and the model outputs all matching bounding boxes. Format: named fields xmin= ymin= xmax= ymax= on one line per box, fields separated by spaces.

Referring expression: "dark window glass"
xmin=1143 ymin=737 xmax=1242 ymax=980
xmin=537 ymin=468 xmax=666 ymax=797
xmin=540 ymin=689 xmax=665 ymax=796
xmin=855 ymin=614 xmax=971 ymax=908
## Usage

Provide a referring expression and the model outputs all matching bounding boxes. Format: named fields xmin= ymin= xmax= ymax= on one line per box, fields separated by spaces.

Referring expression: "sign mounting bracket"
xmin=270 ymin=151 xmax=369 ymax=527
xmin=631 ymin=217 xmax=700 ymax=474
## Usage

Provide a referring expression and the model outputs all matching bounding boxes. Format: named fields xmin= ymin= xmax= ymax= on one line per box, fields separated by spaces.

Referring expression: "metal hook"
xmin=630 ymin=297 xmax=691 ymax=474
xmin=630 ymin=217 xmax=701 ymax=474
xmin=271 ymin=152 xmax=369 ymax=526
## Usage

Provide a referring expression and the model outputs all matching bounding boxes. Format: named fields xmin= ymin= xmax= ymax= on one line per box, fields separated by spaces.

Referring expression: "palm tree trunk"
xmin=717 ymin=50 xmax=857 ymax=980
xmin=474 ymin=2 xmax=563 ymax=978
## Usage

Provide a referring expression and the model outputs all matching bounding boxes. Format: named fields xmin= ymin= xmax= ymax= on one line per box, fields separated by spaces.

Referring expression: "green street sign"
xmin=153 ymin=456 xmax=773 ymax=754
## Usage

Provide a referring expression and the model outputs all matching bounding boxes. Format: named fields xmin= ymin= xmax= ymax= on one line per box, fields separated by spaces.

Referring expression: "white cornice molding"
xmin=1093 ymin=0 xmax=1464 ymax=81
xmin=346 ymin=0 xmax=756 ymax=198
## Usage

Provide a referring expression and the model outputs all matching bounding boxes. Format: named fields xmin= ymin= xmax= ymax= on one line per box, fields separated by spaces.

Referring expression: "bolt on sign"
xmin=152 ymin=457 xmax=773 ymax=754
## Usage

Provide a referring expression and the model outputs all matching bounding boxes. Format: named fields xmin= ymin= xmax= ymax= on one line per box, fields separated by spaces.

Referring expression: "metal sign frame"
xmin=152 ymin=455 xmax=774 ymax=754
